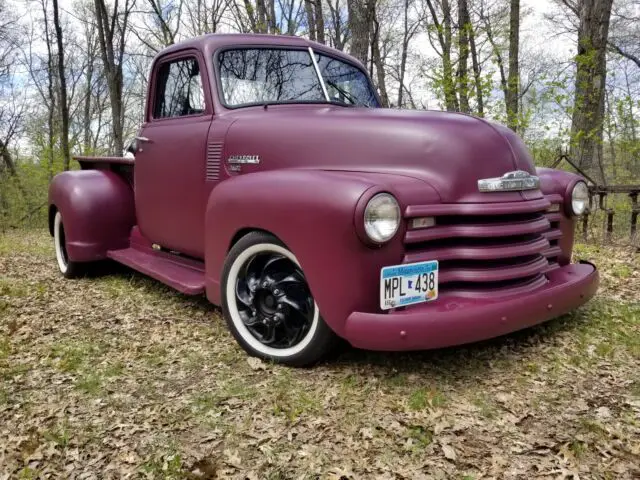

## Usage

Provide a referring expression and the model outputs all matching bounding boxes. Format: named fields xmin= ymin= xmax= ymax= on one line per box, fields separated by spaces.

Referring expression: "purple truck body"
xmin=48 ymin=34 xmax=598 ymax=365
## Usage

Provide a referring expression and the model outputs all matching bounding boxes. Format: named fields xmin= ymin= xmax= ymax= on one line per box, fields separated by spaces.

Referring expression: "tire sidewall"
xmin=221 ymin=232 xmax=335 ymax=366
xmin=53 ymin=211 xmax=83 ymax=279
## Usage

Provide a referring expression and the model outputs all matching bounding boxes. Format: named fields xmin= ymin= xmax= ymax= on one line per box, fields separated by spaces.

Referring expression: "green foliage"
xmin=0 ymin=148 xmax=71 ymax=231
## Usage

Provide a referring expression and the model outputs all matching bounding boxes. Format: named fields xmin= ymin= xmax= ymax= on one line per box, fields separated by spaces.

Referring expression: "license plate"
xmin=380 ymin=260 xmax=439 ymax=310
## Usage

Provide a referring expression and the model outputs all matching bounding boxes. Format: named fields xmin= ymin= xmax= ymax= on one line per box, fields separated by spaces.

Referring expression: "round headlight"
xmin=571 ymin=181 xmax=589 ymax=216
xmin=364 ymin=193 xmax=401 ymax=243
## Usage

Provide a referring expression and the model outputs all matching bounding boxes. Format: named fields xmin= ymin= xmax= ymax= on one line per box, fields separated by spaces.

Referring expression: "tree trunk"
xmin=83 ymin=51 xmax=94 ymax=155
xmin=314 ymin=0 xmax=325 ymax=43
xmin=52 ymin=0 xmax=71 ymax=170
xmin=94 ymin=0 xmax=129 ymax=155
xmin=347 ymin=0 xmax=372 ymax=66
xmin=570 ymin=0 xmax=614 ymax=181
xmin=371 ymin=15 xmax=388 ymax=107
xmin=397 ymin=0 xmax=410 ymax=107
xmin=0 ymin=139 xmax=17 ymax=176
xmin=425 ymin=0 xmax=457 ymax=111
xmin=457 ymin=0 xmax=471 ymax=114
xmin=506 ymin=0 xmax=520 ymax=131
xmin=42 ymin=0 xmax=56 ymax=180
xmin=468 ymin=18 xmax=483 ymax=116
xmin=305 ymin=0 xmax=316 ymax=40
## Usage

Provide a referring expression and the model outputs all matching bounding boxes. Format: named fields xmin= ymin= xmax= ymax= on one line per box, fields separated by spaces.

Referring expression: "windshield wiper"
xmin=325 ymin=80 xmax=368 ymax=107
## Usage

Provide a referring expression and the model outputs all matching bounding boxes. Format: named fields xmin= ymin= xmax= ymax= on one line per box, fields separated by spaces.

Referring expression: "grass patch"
xmin=407 ymin=425 xmax=433 ymax=449
xmin=408 ymin=387 xmax=446 ymax=410
xmin=49 ymin=341 xmax=106 ymax=373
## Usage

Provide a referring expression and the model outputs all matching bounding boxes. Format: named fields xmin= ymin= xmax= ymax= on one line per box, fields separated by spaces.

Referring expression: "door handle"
xmin=135 ymin=136 xmax=151 ymax=143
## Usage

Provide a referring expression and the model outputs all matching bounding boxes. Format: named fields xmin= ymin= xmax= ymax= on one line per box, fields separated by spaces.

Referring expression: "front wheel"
xmin=53 ymin=211 xmax=88 ymax=279
xmin=221 ymin=232 xmax=337 ymax=367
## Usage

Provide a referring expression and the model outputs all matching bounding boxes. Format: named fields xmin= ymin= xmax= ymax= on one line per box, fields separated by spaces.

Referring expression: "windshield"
xmin=217 ymin=48 xmax=379 ymax=108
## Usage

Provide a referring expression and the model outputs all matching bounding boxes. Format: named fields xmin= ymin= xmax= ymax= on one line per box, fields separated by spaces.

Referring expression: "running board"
xmin=107 ymin=247 xmax=205 ymax=295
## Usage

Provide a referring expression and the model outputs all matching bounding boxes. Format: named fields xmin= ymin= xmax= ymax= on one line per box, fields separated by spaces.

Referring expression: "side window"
xmin=153 ymin=57 xmax=206 ymax=118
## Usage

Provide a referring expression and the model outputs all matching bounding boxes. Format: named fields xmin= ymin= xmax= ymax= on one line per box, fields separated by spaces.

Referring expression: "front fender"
xmin=204 ymin=170 xmax=430 ymax=337
xmin=49 ymin=170 xmax=135 ymax=262
xmin=536 ymin=167 xmax=586 ymax=265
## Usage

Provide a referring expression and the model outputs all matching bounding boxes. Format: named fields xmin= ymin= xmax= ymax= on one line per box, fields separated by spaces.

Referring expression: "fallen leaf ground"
xmin=0 ymin=230 xmax=639 ymax=479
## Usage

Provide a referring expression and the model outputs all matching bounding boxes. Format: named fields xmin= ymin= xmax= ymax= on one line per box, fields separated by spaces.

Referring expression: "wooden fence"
xmin=550 ymin=155 xmax=640 ymax=245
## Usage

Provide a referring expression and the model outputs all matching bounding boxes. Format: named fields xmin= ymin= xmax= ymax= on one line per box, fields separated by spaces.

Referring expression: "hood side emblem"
xmin=478 ymin=170 xmax=540 ymax=192
xmin=228 ymin=155 xmax=260 ymax=165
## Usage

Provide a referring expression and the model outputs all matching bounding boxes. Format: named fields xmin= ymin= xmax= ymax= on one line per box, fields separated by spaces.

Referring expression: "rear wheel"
xmin=221 ymin=232 xmax=337 ymax=367
xmin=53 ymin=211 xmax=87 ymax=279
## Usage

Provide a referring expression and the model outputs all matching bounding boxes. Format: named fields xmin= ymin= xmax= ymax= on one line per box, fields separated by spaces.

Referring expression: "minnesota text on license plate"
xmin=380 ymin=260 xmax=439 ymax=310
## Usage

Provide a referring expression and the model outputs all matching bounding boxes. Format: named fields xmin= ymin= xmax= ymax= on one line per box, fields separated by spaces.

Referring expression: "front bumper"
xmin=343 ymin=261 xmax=598 ymax=351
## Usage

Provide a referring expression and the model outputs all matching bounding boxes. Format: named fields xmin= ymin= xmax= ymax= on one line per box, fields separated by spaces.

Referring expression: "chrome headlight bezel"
xmin=570 ymin=181 xmax=589 ymax=216
xmin=364 ymin=193 xmax=401 ymax=244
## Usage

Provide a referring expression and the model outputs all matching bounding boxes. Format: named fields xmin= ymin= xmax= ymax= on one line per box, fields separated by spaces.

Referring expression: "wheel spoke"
xmin=261 ymin=255 xmax=291 ymax=283
xmin=244 ymin=253 xmax=269 ymax=280
xmin=273 ymin=271 xmax=305 ymax=289
xmin=240 ymin=311 xmax=261 ymax=327
xmin=231 ymin=248 xmax=316 ymax=351
xmin=259 ymin=322 xmax=277 ymax=345
xmin=235 ymin=280 xmax=253 ymax=309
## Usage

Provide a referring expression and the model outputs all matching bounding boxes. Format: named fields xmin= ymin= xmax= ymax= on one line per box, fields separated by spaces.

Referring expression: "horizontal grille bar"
xmin=403 ymin=235 xmax=550 ymax=264
xmin=405 ymin=197 xmax=551 ymax=218
xmin=404 ymin=215 xmax=550 ymax=243
xmin=439 ymin=255 xmax=549 ymax=283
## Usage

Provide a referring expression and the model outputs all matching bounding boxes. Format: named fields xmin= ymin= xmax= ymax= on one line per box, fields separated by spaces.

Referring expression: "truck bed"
xmin=73 ymin=155 xmax=135 ymax=185
xmin=74 ymin=155 xmax=135 ymax=169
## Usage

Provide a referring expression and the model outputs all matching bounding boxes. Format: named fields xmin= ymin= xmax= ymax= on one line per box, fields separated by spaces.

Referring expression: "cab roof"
xmin=156 ymin=33 xmax=365 ymax=71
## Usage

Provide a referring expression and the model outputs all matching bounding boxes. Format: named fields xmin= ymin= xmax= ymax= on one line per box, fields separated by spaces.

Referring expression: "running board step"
xmin=107 ymin=247 xmax=205 ymax=295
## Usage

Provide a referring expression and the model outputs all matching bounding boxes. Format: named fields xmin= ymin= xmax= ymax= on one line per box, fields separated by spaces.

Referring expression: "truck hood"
xmin=223 ymin=106 xmax=543 ymax=203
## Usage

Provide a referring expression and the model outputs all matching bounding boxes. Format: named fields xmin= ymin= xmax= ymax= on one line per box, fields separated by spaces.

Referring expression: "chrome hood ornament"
xmin=478 ymin=170 xmax=540 ymax=192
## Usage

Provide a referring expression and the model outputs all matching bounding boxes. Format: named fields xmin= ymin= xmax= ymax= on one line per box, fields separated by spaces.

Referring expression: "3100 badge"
xmin=380 ymin=260 xmax=439 ymax=310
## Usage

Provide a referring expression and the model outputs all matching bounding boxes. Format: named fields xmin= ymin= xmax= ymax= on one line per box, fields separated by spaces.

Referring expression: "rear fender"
xmin=204 ymin=170 xmax=427 ymax=336
xmin=49 ymin=170 xmax=135 ymax=262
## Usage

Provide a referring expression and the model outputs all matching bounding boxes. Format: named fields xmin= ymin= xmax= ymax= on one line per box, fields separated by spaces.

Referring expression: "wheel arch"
xmin=228 ymin=227 xmax=279 ymax=252
xmin=48 ymin=204 xmax=58 ymax=236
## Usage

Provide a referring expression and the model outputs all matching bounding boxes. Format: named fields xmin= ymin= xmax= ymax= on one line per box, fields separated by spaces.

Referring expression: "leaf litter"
xmin=0 ymin=230 xmax=638 ymax=478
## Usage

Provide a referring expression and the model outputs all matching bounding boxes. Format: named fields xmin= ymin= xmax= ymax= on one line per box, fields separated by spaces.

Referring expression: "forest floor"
xmin=0 ymin=229 xmax=639 ymax=479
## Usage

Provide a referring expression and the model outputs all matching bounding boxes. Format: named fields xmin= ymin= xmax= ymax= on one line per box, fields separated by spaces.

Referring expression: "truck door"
xmin=134 ymin=50 xmax=213 ymax=259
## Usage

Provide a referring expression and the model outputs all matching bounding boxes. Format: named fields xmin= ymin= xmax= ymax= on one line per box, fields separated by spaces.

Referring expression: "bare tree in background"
xmin=559 ymin=0 xmax=614 ymax=181
xmin=52 ymin=0 xmax=71 ymax=169
xmin=457 ymin=0 xmax=471 ymax=113
xmin=506 ymin=0 xmax=519 ymax=131
xmin=326 ymin=0 xmax=348 ymax=50
xmin=396 ymin=0 xmax=420 ymax=107
xmin=305 ymin=0 xmax=326 ymax=43
xmin=94 ymin=0 xmax=135 ymax=155
xmin=182 ymin=0 xmax=228 ymax=36
xmin=424 ymin=0 xmax=458 ymax=111
xmin=347 ymin=0 xmax=374 ymax=66
xmin=0 ymin=0 xmax=22 ymax=178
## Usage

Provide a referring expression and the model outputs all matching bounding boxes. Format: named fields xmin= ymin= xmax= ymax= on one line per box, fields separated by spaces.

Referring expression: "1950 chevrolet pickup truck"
xmin=49 ymin=33 xmax=598 ymax=366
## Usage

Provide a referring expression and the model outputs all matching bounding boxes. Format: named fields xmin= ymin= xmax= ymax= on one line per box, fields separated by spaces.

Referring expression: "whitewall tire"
xmin=53 ymin=211 xmax=86 ymax=279
xmin=221 ymin=232 xmax=337 ymax=367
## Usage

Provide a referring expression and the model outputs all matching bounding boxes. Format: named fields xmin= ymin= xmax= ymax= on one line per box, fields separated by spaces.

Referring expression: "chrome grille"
xmin=403 ymin=196 xmax=564 ymax=297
